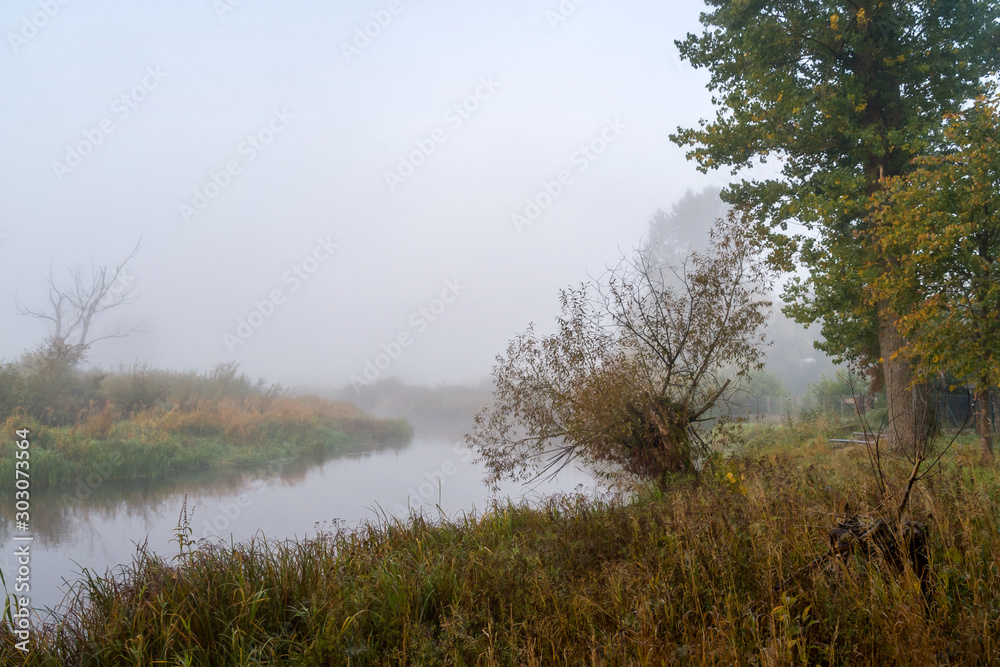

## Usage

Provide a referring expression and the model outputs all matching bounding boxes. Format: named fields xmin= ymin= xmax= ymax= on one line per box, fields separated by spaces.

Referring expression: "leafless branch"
xmin=14 ymin=240 xmax=142 ymax=354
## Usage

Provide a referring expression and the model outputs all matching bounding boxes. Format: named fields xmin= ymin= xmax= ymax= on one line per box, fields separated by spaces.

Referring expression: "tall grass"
xmin=2 ymin=423 xmax=999 ymax=665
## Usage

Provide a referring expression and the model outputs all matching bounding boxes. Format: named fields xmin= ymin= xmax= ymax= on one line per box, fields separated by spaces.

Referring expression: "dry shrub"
xmin=75 ymin=403 xmax=121 ymax=440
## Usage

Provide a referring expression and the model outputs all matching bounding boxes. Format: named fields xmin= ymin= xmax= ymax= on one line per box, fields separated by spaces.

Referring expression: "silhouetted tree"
xmin=15 ymin=241 xmax=141 ymax=359
xmin=646 ymin=186 xmax=729 ymax=261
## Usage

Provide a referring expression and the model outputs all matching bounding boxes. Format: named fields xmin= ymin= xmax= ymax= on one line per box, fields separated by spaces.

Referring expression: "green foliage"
xmin=171 ymin=496 xmax=197 ymax=560
xmin=870 ymin=91 xmax=1000 ymax=390
xmin=0 ymin=411 xmax=409 ymax=491
xmin=804 ymin=370 xmax=891 ymax=427
xmin=0 ymin=363 xmax=26 ymax=424
xmin=746 ymin=370 xmax=787 ymax=399
xmin=867 ymin=91 xmax=1000 ymax=455
xmin=808 ymin=370 xmax=868 ymax=408
xmin=672 ymin=0 xmax=1000 ymax=373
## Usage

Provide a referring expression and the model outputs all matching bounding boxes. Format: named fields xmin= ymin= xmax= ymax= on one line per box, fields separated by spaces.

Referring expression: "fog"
xmin=1 ymin=0 xmax=825 ymax=392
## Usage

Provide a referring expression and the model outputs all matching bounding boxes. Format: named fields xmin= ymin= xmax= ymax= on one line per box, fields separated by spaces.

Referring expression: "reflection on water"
xmin=0 ymin=436 xmax=596 ymax=617
xmin=0 ymin=438 xmax=409 ymax=548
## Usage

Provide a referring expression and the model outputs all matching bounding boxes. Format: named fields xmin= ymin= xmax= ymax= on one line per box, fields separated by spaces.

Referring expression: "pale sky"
xmin=1 ymin=0 xmax=755 ymax=389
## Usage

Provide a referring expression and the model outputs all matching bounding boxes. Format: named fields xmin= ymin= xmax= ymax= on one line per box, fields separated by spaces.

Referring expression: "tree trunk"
xmin=877 ymin=302 xmax=930 ymax=453
xmin=975 ymin=387 xmax=995 ymax=462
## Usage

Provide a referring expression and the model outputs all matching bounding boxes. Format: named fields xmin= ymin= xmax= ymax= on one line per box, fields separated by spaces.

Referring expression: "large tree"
xmin=672 ymin=1 xmax=1000 ymax=449
xmin=870 ymin=91 xmax=1000 ymax=460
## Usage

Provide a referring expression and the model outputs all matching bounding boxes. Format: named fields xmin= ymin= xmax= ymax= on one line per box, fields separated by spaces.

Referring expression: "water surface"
xmin=1 ymin=436 xmax=596 ymax=616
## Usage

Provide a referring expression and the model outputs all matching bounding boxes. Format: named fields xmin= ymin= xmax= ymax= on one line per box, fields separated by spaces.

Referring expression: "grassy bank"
xmin=0 ymin=396 xmax=412 ymax=490
xmin=2 ymin=420 xmax=999 ymax=665
xmin=0 ymin=360 xmax=412 ymax=489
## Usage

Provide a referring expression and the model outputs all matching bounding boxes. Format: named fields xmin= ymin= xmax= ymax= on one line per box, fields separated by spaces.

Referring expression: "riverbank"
xmin=2 ymin=420 xmax=998 ymax=665
xmin=0 ymin=396 xmax=412 ymax=490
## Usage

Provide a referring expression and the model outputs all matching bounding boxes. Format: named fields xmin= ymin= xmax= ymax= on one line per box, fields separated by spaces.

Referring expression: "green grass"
xmin=2 ymin=421 xmax=999 ymax=665
xmin=0 ymin=397 xmax=413 ymax=490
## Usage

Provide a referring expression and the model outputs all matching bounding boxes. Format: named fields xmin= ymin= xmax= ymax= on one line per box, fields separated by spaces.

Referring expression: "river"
xmin=0 ymin=435 xmax=597 ymax=618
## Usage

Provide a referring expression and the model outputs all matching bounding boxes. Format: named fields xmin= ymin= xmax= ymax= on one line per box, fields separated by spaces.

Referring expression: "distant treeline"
xmin=328 ymin=377 xmax=494 ymax=437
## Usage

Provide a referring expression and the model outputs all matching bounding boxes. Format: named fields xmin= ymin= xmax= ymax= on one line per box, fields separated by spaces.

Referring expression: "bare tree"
xmin=16 ymin=241 xmax=142 ymax=357
xmin=468 ymin=212 xmax=775 ymax=490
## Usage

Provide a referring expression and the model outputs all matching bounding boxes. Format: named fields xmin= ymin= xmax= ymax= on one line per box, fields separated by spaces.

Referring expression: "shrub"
xmin=16 ymin=338 xmax=104 ymax=426
xmin=100 ymin=362 xmax=171 ymax=415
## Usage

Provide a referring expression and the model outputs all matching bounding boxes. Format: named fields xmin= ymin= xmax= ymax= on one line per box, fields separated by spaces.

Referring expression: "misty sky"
xmin=1 ymin=0 xmax=777 ymax=389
